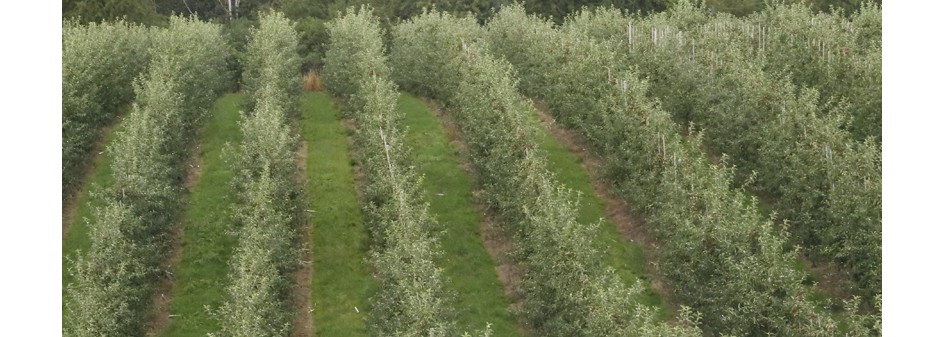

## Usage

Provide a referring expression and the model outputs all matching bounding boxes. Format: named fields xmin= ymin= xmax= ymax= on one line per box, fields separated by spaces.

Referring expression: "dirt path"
xmin=145 ymin=152 xmax=201 ymax=336
xmin=802 ymin=253 xmax=855 ymax=302
xmin=423 ymin=98 xmax=531 ymax=336
xmin=292 ymin=141 xmax=314 ymax=337
xmin=530 ymin=101 xmax=683 ymax=318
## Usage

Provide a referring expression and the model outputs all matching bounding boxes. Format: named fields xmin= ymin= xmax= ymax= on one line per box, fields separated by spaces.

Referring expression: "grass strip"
xmin=61 ymin=118 xmax=123 ymax=301
xmin=527 ymin=109 xmax=667 ymax=316
xmin=398 ymin=93 xmax=522 ymax=335
xmin=161 ymin=93 xmax=245 ymax=336
xmin=302 ymin=92 xmax=375 ymax=336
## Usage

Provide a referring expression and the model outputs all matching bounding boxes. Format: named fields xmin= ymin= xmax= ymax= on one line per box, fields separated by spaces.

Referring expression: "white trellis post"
xmin=628 ymin=22 xmax=633 ymax=52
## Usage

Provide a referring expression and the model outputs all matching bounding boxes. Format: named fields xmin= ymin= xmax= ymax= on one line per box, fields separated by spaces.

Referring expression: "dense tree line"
xmin=62 ymin=20 xmax=151 ymax=201
xmin=63 ymin=0 xmax=879 ymax=73
xmin=484 ymin=3 xmax=879 ymax=335
xmin=391 ymin=9 xmax=703 ymax=336
xmin=64 ymin=16 xmax=229 ymax=336
xmin=213 ymin=12 xmax=303 ymax=336
xmin=323 ymin=7 xmax=466 ymax=335
xmin=561 ymin=0 xmax=881 ymax=301
xmin=63 ymin=0 xmax=881 ymax=23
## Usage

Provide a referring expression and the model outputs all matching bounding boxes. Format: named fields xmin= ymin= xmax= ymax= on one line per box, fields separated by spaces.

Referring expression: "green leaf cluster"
xmin=749 ymin=2 xmax=881 ymax=141
xmin=215 ymin=12 xmax=303 ymax=337
xmin=65 ymin=16 xmax=230 ymax=337
xmin=322 ymin=6 xmax=391 ymax=109
xmin=580 ymin=2 xmax=881 ymax=303
xmin=242 ymin=11 xmax=303 ymax=116
xmin=484 ymin=3 xmax=878 ymax=335
xmin=62 ymin=20 xmax=151 ymax=200
xmin=325 ymin=8 xmax=458 ymax=335
xmin=392 ymin=9 xmax=702 ymax=336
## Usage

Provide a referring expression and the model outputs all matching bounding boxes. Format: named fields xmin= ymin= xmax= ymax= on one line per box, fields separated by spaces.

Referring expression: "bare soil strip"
xmin=802 ymin=253 xmax=855 ymax=303
xmin=530 ymin=101 xmax=682 ymax=317
xmin=292 ymin=141 xmax=314 ymax=337
xmin=422 ymin=98 xmax=531 ymax=336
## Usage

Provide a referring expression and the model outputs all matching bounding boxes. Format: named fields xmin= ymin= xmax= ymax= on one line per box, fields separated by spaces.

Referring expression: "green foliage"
xmin=222 ymin=17 xmax=257 ymax=92
xmin=326 ymin=9 xmax=457 ymax=335
xmin=748 ymin=1 xmax=881 ymax=141
xmin=850 ymin=2 xmax=881 ymax=48
xmin=109 ymin=70 xmax=184 ymax=247
xmin=275 ymin=0 xmax=352 ymax=70
xmin=228 ymin=97 xmax=301 ymax=240
xmin=580 ymin=2 xmax=882 ymax=302
xmin=392 ymin=9 xmax=701 ymax=336
xmin=242 ymin=11 xmax=302 ymax=115
xmin=65 ymin=16 xmax=230 ymax=336
xmin=214 ymin=170 xmax=296 ymax=337
xmin=322 ymin=5 xmax=391 ymax=107
xmin=64 ymin=0 xmax=162 ymax=25
xmin=64 ymin=203 xmax=151 ymax=337
xmin=62 ymin=19 xmax=151 ymax=200
xmin=390 ymin=9 xmax=481 ymax=100
xmin=368 ymin=0 xmax=498 ymax=23
xmin=398 ymin=93 xmax=524 ymax=335
xmin=523 ymin=0 xmax=667 ymax=23
xmin=215 ymin=12 xmax=303 ymax=337
xmin=292 ymin=16 xmax=331 ymax=70
xmin=703 ymin=0 xmax=763 ymax=16
xmin=62 ymin=84 xmax=101 ymax=200
xmin=359 ymin=76 xmax=456 ymax=337
xmin=152 ymin=16 xmax=231 ymax=124
xmin=484 ymin=4 xmax=878 ymax=335
xmin=62 ymin=19 xmax=152 ymax=118
xmin=806 ymin=0 xmax=881 ymax=15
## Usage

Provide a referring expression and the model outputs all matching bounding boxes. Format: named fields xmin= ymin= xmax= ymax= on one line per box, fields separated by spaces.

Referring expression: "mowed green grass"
xmin=302 ymin=92 xmax=375 ymax=336
xmin=398 ymin=94 xmax=522 ymax=335
xmin=527 ymin=109 xmax=668 ymax=316
xmin=162 ymin=93 xmax=245 ymax=336
xmin=62 ymin=117 xmax=123 ymax=303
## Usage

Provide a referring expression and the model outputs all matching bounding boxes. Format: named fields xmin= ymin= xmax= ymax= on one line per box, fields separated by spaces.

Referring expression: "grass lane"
xmin=527 ymin=109 xmax=668 ymax=317
xmin=161 ymin=93 xmax=245 ymax=336
xmin=302 ymin=92 xmax=375 ymax=336
xmin=62 ymin=118 xmax=123 ymax=303
xmin=398 ymin=94 xmax=522 ymax=335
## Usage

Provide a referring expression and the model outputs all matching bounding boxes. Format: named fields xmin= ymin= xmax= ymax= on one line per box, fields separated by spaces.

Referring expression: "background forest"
xmin=62 ymin=0 xmax=880 ymax=71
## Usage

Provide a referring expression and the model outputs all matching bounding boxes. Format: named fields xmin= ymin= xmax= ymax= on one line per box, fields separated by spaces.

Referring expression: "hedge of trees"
xmin=62 ymin=20 xmax=151 ymax=201
xmin=484 ymin=4 xmax=879 ymax=336
xmin=557 ymin=1 xmax=880 ymax=302
xmin=391 ymin=9 xmax=702 ymax=336
xmin=323 ymin=7 xmax=459 ymax=336
xmin=64 ymin=16 xmax=229 ymax=336
xmin=212 ymin=12 xmax=303 ymax=337
xmin=750 ymin=2 xmax=881 ymax=141
xmin=569 ymin=1 xmax=881 ymax=142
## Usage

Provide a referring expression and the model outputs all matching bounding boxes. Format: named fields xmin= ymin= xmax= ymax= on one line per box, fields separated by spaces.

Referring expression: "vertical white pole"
xmin=628 ymin=22 xmax=633 ymax=52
